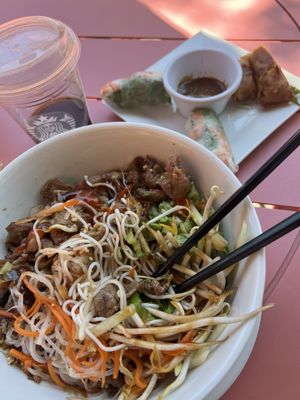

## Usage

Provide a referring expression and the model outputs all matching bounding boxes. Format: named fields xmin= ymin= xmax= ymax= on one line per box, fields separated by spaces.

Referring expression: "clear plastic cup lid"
xmin=0 ymin=16 xmax=81 ymax=100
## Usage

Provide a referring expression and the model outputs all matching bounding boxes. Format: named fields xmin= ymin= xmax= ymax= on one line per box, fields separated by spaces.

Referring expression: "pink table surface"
xmin=278 ymin=0 xmax=300 ymax=26
xmin=139 ymin=0 xmax=300 ymax=40
xmin=254 ymin=208 xmax=299 ymax=297
xmin=223 ymin=214 xmax=300 ymax=399
xmin=0 ymin=0 xmax=183 ymax=39
xmin=0 ymin=1 xmax=300 ymax=399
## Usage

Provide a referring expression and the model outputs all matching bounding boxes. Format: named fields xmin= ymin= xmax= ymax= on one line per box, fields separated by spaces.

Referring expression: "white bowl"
xmin=163 ymin=49 xmax=243 ymax=116
xmin=0 ymin=122 xmax=265 ymax=400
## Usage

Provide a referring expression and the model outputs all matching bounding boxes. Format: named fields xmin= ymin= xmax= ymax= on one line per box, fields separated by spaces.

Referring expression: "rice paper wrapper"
xmin=185 ymin=108 xmax=238 ymax=173
xmin=100 ymin=71 xmax=171 ymax=108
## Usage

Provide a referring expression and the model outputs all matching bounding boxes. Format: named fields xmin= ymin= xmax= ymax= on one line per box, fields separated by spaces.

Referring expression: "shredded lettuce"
xmin=158 ymin=299 xmax=175 ymax=314
xmin=156 ymin=201 xmax=173 ymax=223
xmin=129 ymin=292 xmax=154 ymax=321
xmin=179 ymin=219 xmax=194 ymax=234
xmin=176 ymin=233 xmax=190 ymax=246
xmin=158 ymin=201 xmax=173 ymax=212
xmin=149 ymin=223 xmax=163 ymax=231
xmin=126 ymin=229 xmax=144 ymax=257
xmin=149 ymin=206 xmax=159 ymax=219
xmin=0 ymin=261 xmax=12 ymax=278
xmin=149 ymin=202 xmax=173 ymax=224
xmin=129 ymin=293 xmax=175 ymax=321
xmin=187 ymin=182 xmax=202 ymax=204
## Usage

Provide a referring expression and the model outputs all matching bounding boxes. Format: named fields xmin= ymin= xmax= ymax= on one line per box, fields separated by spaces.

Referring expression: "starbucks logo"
xmin=26 ymin=112 xmax=76 ymax=142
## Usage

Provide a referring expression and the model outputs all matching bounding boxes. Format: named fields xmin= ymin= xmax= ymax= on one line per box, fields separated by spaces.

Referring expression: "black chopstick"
xmin=153 ymin=128 xmax=300 ymax=278
xmin=174 ymin=211 xmax=300 ymax=293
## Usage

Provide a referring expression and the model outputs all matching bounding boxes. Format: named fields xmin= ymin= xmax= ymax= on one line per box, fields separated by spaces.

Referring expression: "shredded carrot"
xmin=9 ymin=348 xmax=31 ymax=363
xmin=126 ymin=351 xmax=147 ymax=389
xmin=23 ymin=279 xmax=75 ymax=339
xmin=51 ymin=303 xmax=72 ymax=327
xmin=47 ymin=360 xmax=66 ymax=388
xmin=98 ymin=347 xmax=108 ymax=388
xmin=23 ymin=276 xmax=52 ymax=304
xmin=24 ymin=359 xmax=32 ymax=372
xmin=76 ymin=340 xmax=94 ymax=360
xmin=49 ymin=305 xmax=71 ymax=336
xmin=48 ymin=303 xmax=74 ymax=339
xmin=128 ymin=266 xmax=136 ymax=279
xmin=71 ymin=317 xmax=77 ymax=341
xmin=58 ymin=285 xmax=68 ymax=300
xmin=65 ymin=344 xmax=76 ymax=364
xmin=162 ymin=348 xmax=185 ymax=357
xmin=180 ymin=329 xmax=195 ymax=343
xmin=73 ymin=340 xmax=98 ymax=368
xmin=67 ymin=359 xmax=85 ymax=374
xmin=113 ymin=350 xmax=120 ymax=379
xmin=162 ymin=331 xmax=194 ymax=356
xmin=81 ymin=359 xmax=98 ymax=367
xmin=26 ymin=299 xmax=41 ymax=318
xmin=66 ymin=344 xmax=99 ymax=375
xmin=16 ymin=198 xmax=80 ymax=224
xmin=9 ymin=348 xmax=46 ymax=371
xmin=14 ymin=317 xmax=39 ymax=338
xmin=0 ymin=309 xmax=16 ymax=319
xmin=45 ymin=321 xmax=56 ymax=335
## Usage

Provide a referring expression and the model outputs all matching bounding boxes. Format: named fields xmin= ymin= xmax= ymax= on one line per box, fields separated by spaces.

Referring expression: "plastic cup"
xmin=0 ymin=16 xmax=91 ymax=143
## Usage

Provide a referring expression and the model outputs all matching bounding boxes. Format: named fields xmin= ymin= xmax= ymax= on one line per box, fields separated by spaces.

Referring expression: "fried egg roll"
xmin=233 ymin=54 xmax=257 ymax=102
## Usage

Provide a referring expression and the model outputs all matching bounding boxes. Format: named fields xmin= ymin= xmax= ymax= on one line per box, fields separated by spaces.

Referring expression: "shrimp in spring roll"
xmin=185 ymin=108 xmax=238 ymax=173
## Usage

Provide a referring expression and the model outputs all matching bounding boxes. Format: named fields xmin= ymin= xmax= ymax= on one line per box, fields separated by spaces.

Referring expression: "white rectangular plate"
xmin=102 ymin=31 xmax=300 ymax=164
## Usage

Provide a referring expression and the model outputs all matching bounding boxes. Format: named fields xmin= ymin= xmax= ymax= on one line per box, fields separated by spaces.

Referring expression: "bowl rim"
xmin=1 ymin=121 xmax=240 ymax=175
xmin=162 ymin=48 xmax=243 ymax=103
xmin=0 ymin=121 xmax=265 ymax=399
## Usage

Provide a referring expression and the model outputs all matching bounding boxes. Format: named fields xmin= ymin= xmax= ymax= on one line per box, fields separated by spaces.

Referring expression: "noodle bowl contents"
xmin=0 ymin=156 xmax=266 ymax=399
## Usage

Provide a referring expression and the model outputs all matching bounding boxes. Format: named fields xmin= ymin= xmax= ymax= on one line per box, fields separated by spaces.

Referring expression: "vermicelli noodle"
xmin=0 ymin=156 xmax=269 ymax=399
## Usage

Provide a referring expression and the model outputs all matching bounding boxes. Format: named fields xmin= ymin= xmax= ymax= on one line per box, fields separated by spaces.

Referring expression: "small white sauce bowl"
xmin=163 ymin=49 xmax=243 ymax=116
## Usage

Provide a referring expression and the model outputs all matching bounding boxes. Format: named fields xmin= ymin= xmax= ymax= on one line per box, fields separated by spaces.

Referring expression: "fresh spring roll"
xmin=100 ymin=71 xmax=171 ymax=108
xmin=185 ymin=108 xmax=238 ymax=173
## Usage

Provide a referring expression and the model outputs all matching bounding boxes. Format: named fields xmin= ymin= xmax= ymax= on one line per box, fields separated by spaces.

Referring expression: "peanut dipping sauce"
xmin=177 ymin=76 xmax=227 ymax=98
